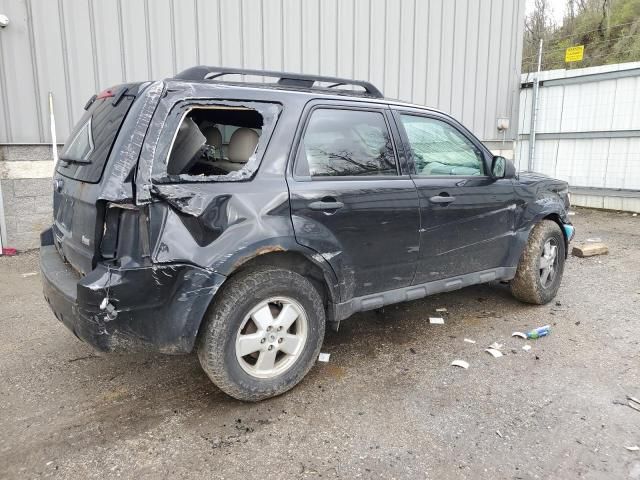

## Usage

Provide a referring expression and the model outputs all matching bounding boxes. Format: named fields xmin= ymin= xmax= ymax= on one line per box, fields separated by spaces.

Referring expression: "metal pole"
xmin=49 ymin=92 xmax=58 ymax=174
xmin=528 ymin=39 xmax=543 ymax=171
xmin=0 ymin=178 xmax=7 ymax=252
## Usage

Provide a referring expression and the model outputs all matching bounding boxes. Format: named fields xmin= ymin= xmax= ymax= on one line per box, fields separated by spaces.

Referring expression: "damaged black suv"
xmin=40 ymin=67 xmax=574 ymax=401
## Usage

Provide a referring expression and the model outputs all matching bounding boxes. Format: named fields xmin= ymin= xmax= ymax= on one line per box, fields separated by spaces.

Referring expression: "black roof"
xmin=173 ymin=66 xmax=384 ymax=99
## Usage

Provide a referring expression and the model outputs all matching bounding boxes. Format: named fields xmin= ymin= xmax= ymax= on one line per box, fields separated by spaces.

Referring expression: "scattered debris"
xmin=1 ymin=247 xmax=17 ymax=256
xmin=633 ymin=213 xmax=638 ymax=217
xmin=463 ymin=338 xmax=476 ymax=344
xmin=99 ymin=297 xmax=109 ymax=310
xmin=625 ymin=445 xmax=640 ymax=452
xmin=409 ymin=347 xmax=416 ymax=354
xmin=585 ymin=237 xmax=602 ymax=243
xmin=572 ymin=243 xmax=609 ymax=258
xmin=522 ymin=344 xmax=532 ymax=352
xmin=526 ymin=325 xmax=550 ymax=339
xmin=318 ymin=353 xmax=330 ymax=363
xmin=489 ymin=342 xmax=503 ymax=350
xmin=450 ymin=360 xmax=469 ymax=369
xmin=429 ymin=317 xmax=445 ymax=325
xmin=21 ymin=272 xmax=38 ymax=277
xmin=496 ymin=430 xmax=503 ymax=438
xmin=435 ymin=308 xmax=447 ymax=312
xmin=512 ymin=331 xmax=527 ymax=339
xmin=485 ymin=348 xmax=503 ymax=358
xmin=568 ymin=211 xmax=576 ymax=216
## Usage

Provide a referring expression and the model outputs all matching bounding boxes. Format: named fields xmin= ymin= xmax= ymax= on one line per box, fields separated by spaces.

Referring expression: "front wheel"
xmin=510 ymin=220 xmax=566 ymax=304
xmin=197 ymin=266 xmax=325 ymax=401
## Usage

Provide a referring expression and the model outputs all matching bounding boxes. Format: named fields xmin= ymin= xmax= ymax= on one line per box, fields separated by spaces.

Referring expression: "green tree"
xmin=522 ymin=0 xmax=640 ymax=72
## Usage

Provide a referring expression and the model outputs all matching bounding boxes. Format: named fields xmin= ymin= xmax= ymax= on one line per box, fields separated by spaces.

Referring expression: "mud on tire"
xmin=510 ymin=220 xmax=566 ymax=305
xmin=197 ymin=266 xmax=325 ymax=401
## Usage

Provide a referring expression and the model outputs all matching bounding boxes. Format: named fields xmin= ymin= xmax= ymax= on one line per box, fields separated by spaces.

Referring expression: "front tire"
xmin=197 ymin=266 xmax=325 ymax=401
xmin=510 ymin=220 xmax=566 ymax=305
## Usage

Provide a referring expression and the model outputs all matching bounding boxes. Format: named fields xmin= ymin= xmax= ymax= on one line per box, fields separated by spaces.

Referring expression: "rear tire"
xmin=198 ymin=266 xmax=325 ymax=401
xmin=510 ymin=220 xmax=566 ymax=305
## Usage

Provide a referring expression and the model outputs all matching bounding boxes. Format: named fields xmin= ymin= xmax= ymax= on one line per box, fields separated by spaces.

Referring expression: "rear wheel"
xmin=198 ymin=266 xmax=325 ymax=401
xmin=510 ymin=220 xmax=566 ymax=304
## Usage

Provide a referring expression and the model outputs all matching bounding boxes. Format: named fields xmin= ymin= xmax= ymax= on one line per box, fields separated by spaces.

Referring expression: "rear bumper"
xmin=40 ymin=229 xmax=226 ymax=353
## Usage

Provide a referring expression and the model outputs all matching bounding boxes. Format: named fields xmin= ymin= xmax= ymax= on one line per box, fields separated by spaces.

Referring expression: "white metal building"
xmin=517 ymin=62 xmax=640 ymax=213
xmin=0 ymin=0 xmax=526 ymax=250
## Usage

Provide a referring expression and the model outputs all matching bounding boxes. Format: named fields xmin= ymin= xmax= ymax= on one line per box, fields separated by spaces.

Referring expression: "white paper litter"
xmin=318 ymin=353 xmax=331 ymax=363
xmin=586 ymin=237 xmax=602 ymax=243
xmin=489 ymin=342 xmax=503 ymax=350
xmin=512 ymin=332 xmax=527 ymax=339
xmin=435 ymin=308 xmax=447 ymax=312
xmin=485 ymin=348 xmax=503 ymax=358
xmin=568 ymin=211 xmax=576 ymax=216
xmin=522 ymin=344 xmax=532 ymax=352
xmin=450 ymin=360 xmax=469 ymax=369
xmin=463 ymin=338 xmax=476 ymax=344
xmin=429 ymin=317 xmax=445 ymax=325
xmin=99 ymin=297 xmax=109 ymax=310
xmin=21 ymin=272 xmax=38 ymax=278
xmin=625 ymin=445 xmax=639 ymax=451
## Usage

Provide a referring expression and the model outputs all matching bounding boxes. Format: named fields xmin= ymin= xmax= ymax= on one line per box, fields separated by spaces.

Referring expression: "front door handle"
xmin=429 ymin=194 xmax=456 ymax=204
xmin=308 ymin=199 xmax=344 ymax=211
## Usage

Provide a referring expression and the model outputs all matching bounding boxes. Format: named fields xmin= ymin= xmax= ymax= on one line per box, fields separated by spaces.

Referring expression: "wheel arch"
xmin=192 ymin=243 xmax=341 ymax=349
xmin=540 ymin=212 xmax=569 ymax=258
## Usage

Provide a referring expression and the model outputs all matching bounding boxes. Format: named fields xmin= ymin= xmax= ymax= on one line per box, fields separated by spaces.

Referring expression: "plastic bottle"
xmin=527 ymin=325 xmax=550 ymax=339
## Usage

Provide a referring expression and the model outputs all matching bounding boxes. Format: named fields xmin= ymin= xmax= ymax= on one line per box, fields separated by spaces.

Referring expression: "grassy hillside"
xmin=523 ymin=0 xmax=640 ymax=72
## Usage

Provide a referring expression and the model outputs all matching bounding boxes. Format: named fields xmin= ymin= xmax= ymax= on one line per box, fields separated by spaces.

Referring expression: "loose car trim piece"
xmin=40 ymin=67 xmax=574 ymax=400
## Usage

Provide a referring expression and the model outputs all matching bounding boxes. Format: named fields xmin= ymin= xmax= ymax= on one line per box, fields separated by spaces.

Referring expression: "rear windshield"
xmin=56 ymin=95 xmax=134 ymax=183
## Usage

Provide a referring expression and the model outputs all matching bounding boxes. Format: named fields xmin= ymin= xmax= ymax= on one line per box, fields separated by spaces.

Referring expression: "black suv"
xmin=40 ymin=67 xmax=574 ymax=401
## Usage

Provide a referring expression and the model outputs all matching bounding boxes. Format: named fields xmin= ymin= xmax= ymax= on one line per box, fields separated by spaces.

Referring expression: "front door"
xmin=288 ymin=103 xmax=420 ymax=300
xmin=393 ymin=110 xmax=516 ymax=284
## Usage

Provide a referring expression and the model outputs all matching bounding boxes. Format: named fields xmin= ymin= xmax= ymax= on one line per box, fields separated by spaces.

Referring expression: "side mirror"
xmin=491 ymin=156 xmax=515 ymax=180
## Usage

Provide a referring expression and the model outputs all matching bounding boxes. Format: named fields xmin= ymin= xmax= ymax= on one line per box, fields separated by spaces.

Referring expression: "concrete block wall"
xmin=0 ymin=146 xmax=55 ymax=251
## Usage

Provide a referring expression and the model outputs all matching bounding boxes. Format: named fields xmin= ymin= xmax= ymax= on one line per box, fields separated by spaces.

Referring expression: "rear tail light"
xmin=100 ymin=203 xmax=122 ymax=259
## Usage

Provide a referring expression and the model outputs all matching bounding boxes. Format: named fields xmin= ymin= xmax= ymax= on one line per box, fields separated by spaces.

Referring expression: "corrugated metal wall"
xmin=0 ymin=0 xmax=525 ymax=145
xmin=516 ymin=62 xmax=640 ymax=191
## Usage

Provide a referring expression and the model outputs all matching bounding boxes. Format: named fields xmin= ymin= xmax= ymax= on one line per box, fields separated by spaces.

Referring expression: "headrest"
xmin=228 ymin=128 xmax=259 ymax=163
xmin=202 ymin=126 xmax=222 ymax=148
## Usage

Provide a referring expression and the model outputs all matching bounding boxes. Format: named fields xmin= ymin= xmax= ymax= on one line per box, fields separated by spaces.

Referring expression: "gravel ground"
xmin=1 ymin=207 xmax=639 ymax=479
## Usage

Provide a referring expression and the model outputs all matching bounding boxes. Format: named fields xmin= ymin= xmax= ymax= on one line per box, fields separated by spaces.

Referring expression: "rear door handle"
xmin=308 ymin=199 xmax=344 ymax=211
xmin=429 ymin=195 xmax=456 ymax=204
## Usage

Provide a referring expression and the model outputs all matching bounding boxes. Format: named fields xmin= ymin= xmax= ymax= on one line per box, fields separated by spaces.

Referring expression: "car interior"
xmin=167 ymin=107 xmax=263 ymax=176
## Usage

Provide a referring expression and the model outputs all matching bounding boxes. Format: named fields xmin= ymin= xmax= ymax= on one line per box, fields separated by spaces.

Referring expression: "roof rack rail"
xmin=173 ymin=66 xmax=384 ymax=98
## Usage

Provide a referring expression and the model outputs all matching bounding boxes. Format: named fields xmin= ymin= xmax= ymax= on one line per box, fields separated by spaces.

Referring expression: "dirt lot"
xmin=1 ymin=207 xmax=639 ymax=479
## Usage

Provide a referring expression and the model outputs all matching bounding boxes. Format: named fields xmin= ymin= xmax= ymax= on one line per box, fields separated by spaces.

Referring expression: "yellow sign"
xmin=565 ymin=45 xmax=584 ymax=62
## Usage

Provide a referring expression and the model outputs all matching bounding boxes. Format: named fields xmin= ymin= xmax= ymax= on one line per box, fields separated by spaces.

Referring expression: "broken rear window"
xmin=165 ymin=106 xmax=267 ymax=179
xmin=57 ymin=95 xmax=135 ymax=183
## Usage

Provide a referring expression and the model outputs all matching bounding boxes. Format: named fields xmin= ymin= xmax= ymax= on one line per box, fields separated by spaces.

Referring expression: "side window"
xmin=297 ymin=108 xmax=398 ymax=177
xmin=400 ymin=114 xmax=485 ymax=176
xmin=166 ymin=107 xmax=263 ymax=176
